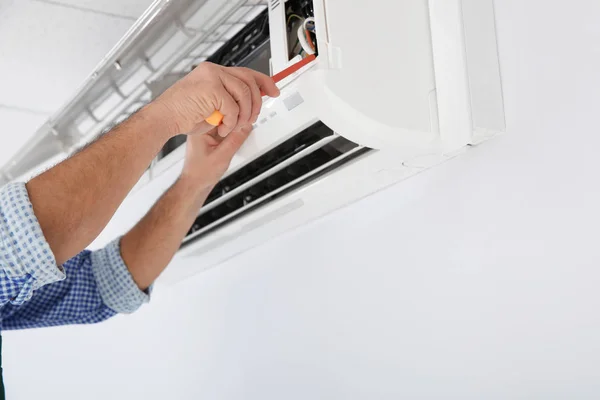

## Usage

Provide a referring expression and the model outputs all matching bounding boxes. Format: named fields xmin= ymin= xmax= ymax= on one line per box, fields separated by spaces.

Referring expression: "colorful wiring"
xmin=287 ymin=12 xmax=316 ymax=57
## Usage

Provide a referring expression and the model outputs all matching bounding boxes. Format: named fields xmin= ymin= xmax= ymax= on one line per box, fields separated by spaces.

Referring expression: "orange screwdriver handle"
xmin=205 ymin=54 xmax=317 ymax=127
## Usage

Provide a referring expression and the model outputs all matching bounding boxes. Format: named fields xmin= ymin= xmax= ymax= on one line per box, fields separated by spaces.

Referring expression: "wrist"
xmin=138 ymin=102 xmax=180 ymax=141
xmin=177 ymin=172 xmax=216 ymax=198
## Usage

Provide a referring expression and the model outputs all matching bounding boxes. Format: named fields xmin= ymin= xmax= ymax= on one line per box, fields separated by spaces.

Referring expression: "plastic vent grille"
xmin=182 ymin=121 xmax=370 ymax=246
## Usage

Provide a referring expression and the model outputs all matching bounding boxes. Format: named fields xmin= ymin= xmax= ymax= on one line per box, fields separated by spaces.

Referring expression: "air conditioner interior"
xmin=283 ymin=0 xmax=317 ymax=58
xmin=158 ymin=0 xmax=318 ymax=161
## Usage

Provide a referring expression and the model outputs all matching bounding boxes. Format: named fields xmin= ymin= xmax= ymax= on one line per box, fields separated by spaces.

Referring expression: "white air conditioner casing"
xmin=93 ymin=0 xmax=505 ymax=285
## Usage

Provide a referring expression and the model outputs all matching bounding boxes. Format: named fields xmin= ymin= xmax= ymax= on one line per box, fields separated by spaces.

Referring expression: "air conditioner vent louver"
xmin=182 ymin=121 xmax=371 ymax=246
xmin=206 ymin=121 xmax=332 ymax=205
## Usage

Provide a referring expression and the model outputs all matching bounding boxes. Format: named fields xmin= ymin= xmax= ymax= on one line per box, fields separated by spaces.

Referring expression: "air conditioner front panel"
xmin=302 ymin=0 xmax=440 ymax=152
xmin=164 ymin=148 xmax=423 ymax=285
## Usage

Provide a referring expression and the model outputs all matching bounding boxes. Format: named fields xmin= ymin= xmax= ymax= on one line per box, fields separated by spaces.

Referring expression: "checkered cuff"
xmin=91 ymin=238 xmax=151 ymax=314
xmin=0 ymin=182 xmax=65 ymax=304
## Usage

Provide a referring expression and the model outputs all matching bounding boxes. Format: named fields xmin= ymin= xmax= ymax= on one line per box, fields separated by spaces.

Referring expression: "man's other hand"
xmin=153 ymin=63 xmax=280 ymax=139
xmin=181 ymin=124 xmax=252 ymax=189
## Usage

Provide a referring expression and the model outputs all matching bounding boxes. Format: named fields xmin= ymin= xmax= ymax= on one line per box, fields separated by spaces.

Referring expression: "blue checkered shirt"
xmin=0 ymin=183 xmax=149 ymax=330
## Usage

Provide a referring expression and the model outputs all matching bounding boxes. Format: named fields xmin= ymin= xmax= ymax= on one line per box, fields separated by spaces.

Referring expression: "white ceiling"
xmin=0 ymin=0 xmax=154 ymax=167
xmin=38 ymin=0 xmax=156 ymax=19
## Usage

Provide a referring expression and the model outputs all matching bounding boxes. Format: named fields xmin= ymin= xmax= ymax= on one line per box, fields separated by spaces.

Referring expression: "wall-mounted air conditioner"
xmin=92 ymin=0 xmax=505 ymax=284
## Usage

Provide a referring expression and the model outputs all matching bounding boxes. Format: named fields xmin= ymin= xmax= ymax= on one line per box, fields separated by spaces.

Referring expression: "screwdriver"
xmin=205 ymin=54 xmax=317 ymax=126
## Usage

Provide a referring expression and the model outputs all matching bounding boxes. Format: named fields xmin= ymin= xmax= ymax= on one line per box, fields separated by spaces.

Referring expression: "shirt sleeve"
xmin=0 ymin=239 xmax=151 ymax=330
xmin=90 ymin=238 xmax=151 ymax=314
xmin=0 ymin=250 xmax=117 ymax=330
xmin=0 ymin=182 xmax=65 ymax=306
xmin=0 ymin=182 xmax=150 ymax=330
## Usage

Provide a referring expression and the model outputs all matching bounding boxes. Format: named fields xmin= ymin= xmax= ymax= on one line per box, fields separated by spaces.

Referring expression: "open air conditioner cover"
xmin=299 ymin=0 xmax=439 ymax=152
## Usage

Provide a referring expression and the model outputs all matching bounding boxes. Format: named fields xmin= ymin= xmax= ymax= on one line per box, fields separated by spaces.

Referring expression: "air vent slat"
xmin=182 ymin=123 xmax=371 ymax=247
xmin=198 ymin=134 xmax=338 ymax=215
xmin=205 ymin=121 xmax=333 ymax=205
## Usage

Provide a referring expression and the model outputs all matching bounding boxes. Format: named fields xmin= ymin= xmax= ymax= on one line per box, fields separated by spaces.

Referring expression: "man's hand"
xmin=26 ymin=62 xmax=277 ymax=265
xmin=181 ymin=124 xmax=251 ymax=189
xmin=155 ymin=63 xmax=280 ymax=138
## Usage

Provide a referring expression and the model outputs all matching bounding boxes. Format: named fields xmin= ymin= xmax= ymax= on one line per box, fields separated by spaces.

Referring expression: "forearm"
xmin=26 ymin=104 xmax=174 ymax=265
xmin=120 ymin=175 xmax=213 ymax=290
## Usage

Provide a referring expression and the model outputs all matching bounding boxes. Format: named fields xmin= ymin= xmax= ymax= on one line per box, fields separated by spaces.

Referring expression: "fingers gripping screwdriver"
xmin=204 ymin=54 xmax=317 ymax=126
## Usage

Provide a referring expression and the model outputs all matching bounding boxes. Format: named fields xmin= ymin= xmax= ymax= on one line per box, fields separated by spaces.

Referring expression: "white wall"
xmin=5 ymin=0 xmax=600 ymax=398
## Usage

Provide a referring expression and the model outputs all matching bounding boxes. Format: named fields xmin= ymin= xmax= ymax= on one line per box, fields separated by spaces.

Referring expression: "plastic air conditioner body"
xmin=94 ymin=0 xmax=505 ymax=284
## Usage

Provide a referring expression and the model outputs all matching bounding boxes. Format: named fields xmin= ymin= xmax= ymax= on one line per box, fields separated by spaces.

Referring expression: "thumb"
xmin=187 ymin=120 xmax=215 ymax=136
xmin=214 ymin=127 xmax=251 ymax=160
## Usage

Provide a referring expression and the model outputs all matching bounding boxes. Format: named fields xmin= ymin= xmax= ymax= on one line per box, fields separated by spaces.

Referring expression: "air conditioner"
xmin=91 ymin=0 xmax=504 ymax=284
xmin=4 ymin=0 xmax=505 ymax=284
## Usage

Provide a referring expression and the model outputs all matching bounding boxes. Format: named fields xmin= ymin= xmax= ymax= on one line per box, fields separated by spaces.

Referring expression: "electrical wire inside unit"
xmin=285 ymin=1 xmax=317 ymax=58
